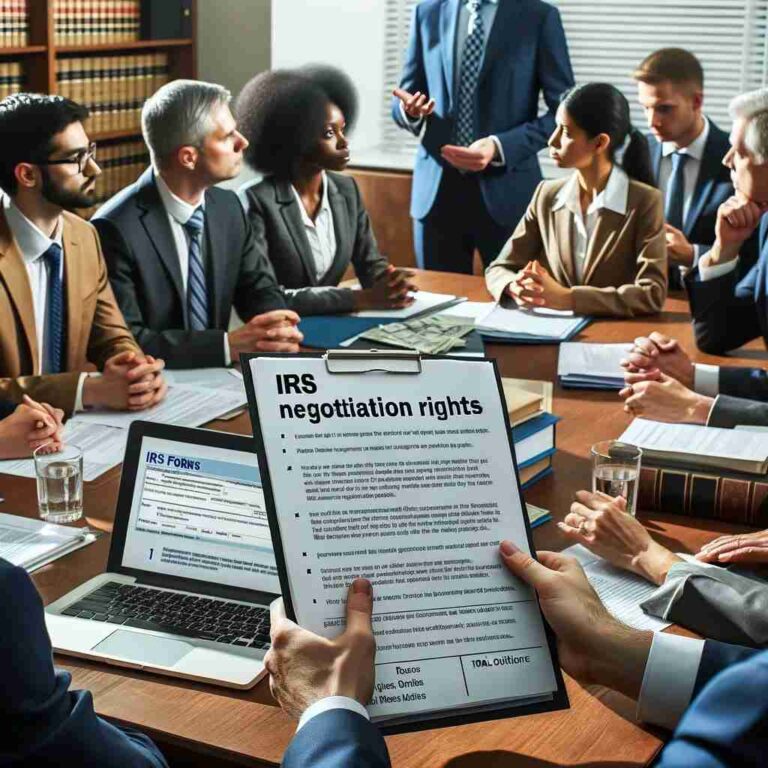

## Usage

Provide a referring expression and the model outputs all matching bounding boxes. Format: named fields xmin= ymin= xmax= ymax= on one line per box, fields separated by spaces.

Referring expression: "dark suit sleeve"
xmin=282 ymin=709 xmax=390 ymax=768
xmin=96 ymin=218 xmax=229 ymax=367
xmin=0 ymin=399 xmax=16 ymax=418
xmin=0 ymin=560 xmax=167 ymax=767
xmin=656 ymin=646 xmax=768 ymax=767
xmin=391 ymin=4 xmax=426 ymax=134
xmin=718 ymin=365 xmax=768 ymax=402
xmin=494 ymin=6 xmax=574 ymax=168
xmin=708 ymin=394 xmax=768 ymax=428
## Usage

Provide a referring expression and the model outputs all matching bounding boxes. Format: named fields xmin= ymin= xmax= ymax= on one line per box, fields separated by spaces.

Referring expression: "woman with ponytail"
xmin=486 ymin=83 xmax=667 ymax=317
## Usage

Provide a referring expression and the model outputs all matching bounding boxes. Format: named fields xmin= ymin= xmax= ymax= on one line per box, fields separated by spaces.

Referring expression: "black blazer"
xmin=650 ymin=118 xmax=759 ymax=278
xmin=93 ymin=168 xmax=287 ymax=368
xmin=241 ymin=173 xmax=390 ymax=315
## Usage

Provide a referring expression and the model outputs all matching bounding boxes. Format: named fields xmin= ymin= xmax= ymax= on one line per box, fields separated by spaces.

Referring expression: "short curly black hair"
xmin=235 ymin=64 xmax=358 ymax=178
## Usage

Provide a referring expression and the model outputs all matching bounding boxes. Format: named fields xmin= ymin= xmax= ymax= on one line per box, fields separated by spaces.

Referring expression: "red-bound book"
xmin=638 ymin=463 xmax=768 ymax=526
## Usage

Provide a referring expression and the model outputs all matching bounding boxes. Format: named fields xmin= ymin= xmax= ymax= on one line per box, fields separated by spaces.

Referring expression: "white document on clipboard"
xmin=243 ymin=352 xmax=566 ymax=730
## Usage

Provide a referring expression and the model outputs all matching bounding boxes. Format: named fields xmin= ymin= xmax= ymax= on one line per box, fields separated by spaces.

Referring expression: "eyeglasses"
xmin=35 ymin=142 xmax=97 ymax=174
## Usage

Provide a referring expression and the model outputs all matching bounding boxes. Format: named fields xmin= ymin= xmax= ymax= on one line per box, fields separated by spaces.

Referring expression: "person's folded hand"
xmin=620 ymin=372 xmax=713 ymax=424
xmin=697 ymin=529 xmax=768 ymax=565
xmin=620 ymin=332 xmax=694 ymax=388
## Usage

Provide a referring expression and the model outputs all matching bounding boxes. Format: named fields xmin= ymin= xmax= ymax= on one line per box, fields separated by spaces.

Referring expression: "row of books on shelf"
xmin=57 ymin=52 xmax=169 ymax=134
xmin=54 ymin=0 xmax=141 ymax=45
xmin=0 ymin=62 xmax=23 ymax=99
xmin=76 ymin=139 xmax=148 ymax=218
xmin=0 ymin=0 xmax=29 ymax=48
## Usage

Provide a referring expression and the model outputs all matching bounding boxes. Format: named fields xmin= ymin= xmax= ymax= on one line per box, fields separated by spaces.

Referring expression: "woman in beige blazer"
xmin=486 ymin=83 xmax=667 ymax=317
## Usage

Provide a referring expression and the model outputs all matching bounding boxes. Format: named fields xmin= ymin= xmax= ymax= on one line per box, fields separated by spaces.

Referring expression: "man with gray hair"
xmin=615 ymin=86 xmax=768 ymax=428
xmin=93 ymin=79 xmax=303 ymax=368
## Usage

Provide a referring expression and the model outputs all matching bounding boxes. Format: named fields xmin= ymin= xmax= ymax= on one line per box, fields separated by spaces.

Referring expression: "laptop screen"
xmin=119 ymin=434 xmax=280 ymax=595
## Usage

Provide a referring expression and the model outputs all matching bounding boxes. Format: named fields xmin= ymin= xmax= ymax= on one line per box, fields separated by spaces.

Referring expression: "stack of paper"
xmin=475 ymin=305 xmax=590 ymax=344
xmin=0 ymin=370 xmax=248 ymax=483
xmin=557 ymin=343 xmax=631 ymax=389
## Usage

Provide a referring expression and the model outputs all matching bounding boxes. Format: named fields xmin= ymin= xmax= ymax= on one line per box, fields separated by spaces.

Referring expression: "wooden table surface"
xmin=3 ymin=270 xmax=763 ymax=767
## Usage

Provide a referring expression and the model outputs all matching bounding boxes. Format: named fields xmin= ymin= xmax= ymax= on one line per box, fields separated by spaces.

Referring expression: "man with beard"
xmin=0 ymin=94 xmax=166 ymax=414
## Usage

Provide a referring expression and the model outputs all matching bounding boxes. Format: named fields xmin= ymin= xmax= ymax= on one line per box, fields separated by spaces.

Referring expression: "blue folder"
xmin=479 ymin=316 xmax=591 ymax=345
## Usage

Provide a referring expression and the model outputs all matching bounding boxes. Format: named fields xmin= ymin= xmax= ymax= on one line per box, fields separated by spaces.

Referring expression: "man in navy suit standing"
xmin=391 ymin=0 xmax=574 ymax=273
xmin=634 ymin=48 xmax=757 ymax=289
xmin=268 ymin=544 xmax=768 ymax=768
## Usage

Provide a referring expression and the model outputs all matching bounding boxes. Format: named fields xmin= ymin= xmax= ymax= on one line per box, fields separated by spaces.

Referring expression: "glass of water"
xmin=34 ymin=444 xmax=83 ymax=524
xmin=591 ymin=440 xmax=642 ymax=516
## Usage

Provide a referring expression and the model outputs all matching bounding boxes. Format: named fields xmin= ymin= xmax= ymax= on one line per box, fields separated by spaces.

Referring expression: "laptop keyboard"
xmin=61 ymin=581 xmax=271 ymax=649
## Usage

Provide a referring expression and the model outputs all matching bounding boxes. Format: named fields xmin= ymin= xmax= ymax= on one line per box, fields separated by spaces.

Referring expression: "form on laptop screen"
xmin=121 ymin=435 xmax=280 ymax=594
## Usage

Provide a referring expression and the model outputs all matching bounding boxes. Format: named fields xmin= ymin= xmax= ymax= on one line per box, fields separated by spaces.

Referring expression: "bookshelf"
xmin=0 ymin=0 xmax=196 ymax=214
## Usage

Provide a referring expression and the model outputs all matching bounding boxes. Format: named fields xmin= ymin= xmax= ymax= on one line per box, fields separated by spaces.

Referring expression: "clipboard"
xmin=241 ymin=350 xmax=569 ymax=734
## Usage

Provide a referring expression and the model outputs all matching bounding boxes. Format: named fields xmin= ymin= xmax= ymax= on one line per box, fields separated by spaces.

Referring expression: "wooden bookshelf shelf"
xmin=92 ymin=128 xmax=143 ymax=142
xmin=0 ymin=46 xmax=47 ymax=56
xmin=57 ymin=38 xmax=194 ymax=54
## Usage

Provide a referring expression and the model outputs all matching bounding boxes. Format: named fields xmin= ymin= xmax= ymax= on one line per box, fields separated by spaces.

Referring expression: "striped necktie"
xmin=454 ymin=0 xmax=485 ymax=147
xmin=184 ymin=206 xmax=208 ymax=331
xmin=42 ymin=242 xmax=64 ymax=374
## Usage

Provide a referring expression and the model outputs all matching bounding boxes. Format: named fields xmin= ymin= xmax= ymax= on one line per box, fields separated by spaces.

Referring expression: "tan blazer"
xmin=485 ymin=176 xmax=667 ymax=317
xmin=0 ymin=208 xmax=140 ymax=413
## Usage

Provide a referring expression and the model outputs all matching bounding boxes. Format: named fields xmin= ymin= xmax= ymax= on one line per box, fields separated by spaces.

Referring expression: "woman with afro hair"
xmin=237 ymin=65 xmax=416 ymax=314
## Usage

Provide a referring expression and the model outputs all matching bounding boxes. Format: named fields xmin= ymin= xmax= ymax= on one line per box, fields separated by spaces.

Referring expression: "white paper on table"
xmin=437 ymin=301 xmax=495 ymax=321
xmin=164 ymin=368 xmax=244 ymax=393
xmin=557 ymin=342 xmax=632 ymax=378
xmin=564 ymin=544 xmax=670 ymax=632
xmin=619 ymin=418 xmax=768 ymax=463
xmin=68 ymin=386 xmax=248 ymax=430
xmin=351 ymin=291 xmax=463 ymax=319
xmin=475 ymin=304 xmax=585 ymax=338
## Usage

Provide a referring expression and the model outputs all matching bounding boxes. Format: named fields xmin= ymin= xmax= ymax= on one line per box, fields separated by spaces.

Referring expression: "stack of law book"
xmin=57 ymin=52 xmax=170 ymax=135
xmin=0 ymin=62 xmax=23 ymax=98
xmin=501 ymin=378 xmax=558 ymax=489
xmin=557 ymin=342 xmax=631 ymax=390
xmin=475 ymin=304 xmax=590 ymax=344
xmin=77 ymin=138 xmax=149 ymax=218
xmin=0 ymin=0 xmax=29 ymax=48
xmin=54 ymin=0 xmax=141 ymax=45
xmin=619 ymin=418 xmax=768 ymax=524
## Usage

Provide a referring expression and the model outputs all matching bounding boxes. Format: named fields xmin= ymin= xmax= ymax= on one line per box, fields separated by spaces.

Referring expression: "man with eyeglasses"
xmin=0 ymin=93 xmax=167 ymax=415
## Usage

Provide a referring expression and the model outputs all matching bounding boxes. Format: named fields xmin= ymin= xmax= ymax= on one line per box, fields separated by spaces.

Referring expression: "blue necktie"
xmin=454 ymin=0 xmax=485 ymax=147
xmin=184 ymin=207 xmax=208 ymax=331
xmin=665 ymin=152 xmax=688 ymax=230
xmin=43 ymin=242 xmax=64 ymax=374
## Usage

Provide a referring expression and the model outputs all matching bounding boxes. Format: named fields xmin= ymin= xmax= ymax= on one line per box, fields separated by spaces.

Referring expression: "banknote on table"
xmin=358 ymin=315 xmax=476 ymax=354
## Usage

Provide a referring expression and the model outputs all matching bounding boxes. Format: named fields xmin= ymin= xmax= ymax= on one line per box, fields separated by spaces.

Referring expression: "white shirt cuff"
xmin=637 ymin=633 xmax=705 ymax=730
xmin=297 ymin=696 xmax=370 ymax=732
xmin=698 ymin=253 xmax=738 ymax=281
xmin=693 ymin=364 xmax=720 ymax=397
xmin=490 ymin=135 xmax=505 ymax=167
xmin=74 ymin=372 xmax=93 ymax=412
xmin=399 ymin=101 xmax=424 ymax=133
xmin=224 ymin=333 xmax=232 ymax=367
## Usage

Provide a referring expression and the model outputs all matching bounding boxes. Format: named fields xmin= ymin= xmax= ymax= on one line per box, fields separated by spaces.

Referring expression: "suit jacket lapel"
xmin=440 ymin=0 xmax=460 ymax=110
xmin=479 ymin=0 xmax=520 ymax=84
xmin=553 ymin=207 xmax=575 ymax=286
xmin=325 ymin=176 xmax=352 ymax=285
xmin=136 ymin=169 xmax=186 ymax=317
xmin=0 ymin=210 xmax=38 ymax=371
xmin=61 ymin=218 xmax=83 ymax=371
xmin=275 ymin=178 xmax=319 ymax=286
xmin=684 ymin=133 xmax=722 ymax=237
xmin=581 ymin=210 xmax=623 ymax=284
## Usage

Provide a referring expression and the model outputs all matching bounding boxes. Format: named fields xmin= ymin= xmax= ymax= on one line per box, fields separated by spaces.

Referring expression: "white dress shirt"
xmin=4 ymin=197 xmax=88 ymax=411
xmin=291 ymin=172 xmax=337 ymax=282
xmin=551 ymin=166 xmax=630 ymax=283
xmin=297 ymin=631 xmax=706 ymax=733
xmin=154 ymin=172 xmax=231 ymax=365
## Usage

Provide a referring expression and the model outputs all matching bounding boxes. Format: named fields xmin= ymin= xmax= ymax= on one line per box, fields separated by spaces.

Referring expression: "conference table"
xmin=3 ymin=269 xmax=762 ymax=767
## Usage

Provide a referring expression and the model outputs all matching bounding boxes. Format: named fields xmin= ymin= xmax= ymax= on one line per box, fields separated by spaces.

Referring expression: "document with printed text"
xmin=244 ymin=355 xmax=566 ymax=729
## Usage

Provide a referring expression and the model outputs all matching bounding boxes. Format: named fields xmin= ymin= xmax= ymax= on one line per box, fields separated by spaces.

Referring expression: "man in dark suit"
xmin=619 ymin=88 xmax=768 ymax=427
xmin=634 ymin=48 xmax=757 ymax=288
xmin=0 ymin=557 xmax=167 ymax=766
xmin=267 ymin=547 xmax=768 ymax=768
xmin=391 ymin=0 xmax=574 ymax=273
xmin=93 ymin=80 xmax=303 ymax=369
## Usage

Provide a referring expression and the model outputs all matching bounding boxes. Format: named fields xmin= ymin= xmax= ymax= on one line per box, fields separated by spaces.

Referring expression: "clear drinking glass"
xmin=34 ymin=444 xmax=83 ymax=524
xmin=591 ymin=440 xmax=642 ymax=516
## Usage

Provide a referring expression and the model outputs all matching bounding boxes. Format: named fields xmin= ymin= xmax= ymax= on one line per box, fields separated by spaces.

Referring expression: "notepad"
xmin=0 ymin=513 xmax=97 ymax=572
xmin=619 ymin=418 xmax=768 ymax=475
xmin=351 ymin=291 xmax=463 ymax=318
xmin=557 ymin=343 xmax=632 ymax=389
xmin=475 ymin=305 xmax=590 ymax=343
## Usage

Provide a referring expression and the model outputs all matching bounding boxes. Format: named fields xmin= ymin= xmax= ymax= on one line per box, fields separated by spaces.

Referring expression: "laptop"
xmin=45 ymin=422 xmax=280 ymax=689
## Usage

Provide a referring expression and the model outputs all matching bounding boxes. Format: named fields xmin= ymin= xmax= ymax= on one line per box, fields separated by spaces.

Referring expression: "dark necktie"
xmin=43 ymin=242 xmax=64 ymax=374
xmin=665 ymin=151 xmax=688 ymax=230
xmin=184 ymin=207 xmax=208 ymax=331
xmin=454 ymin=0 xmax=485 ymax=147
